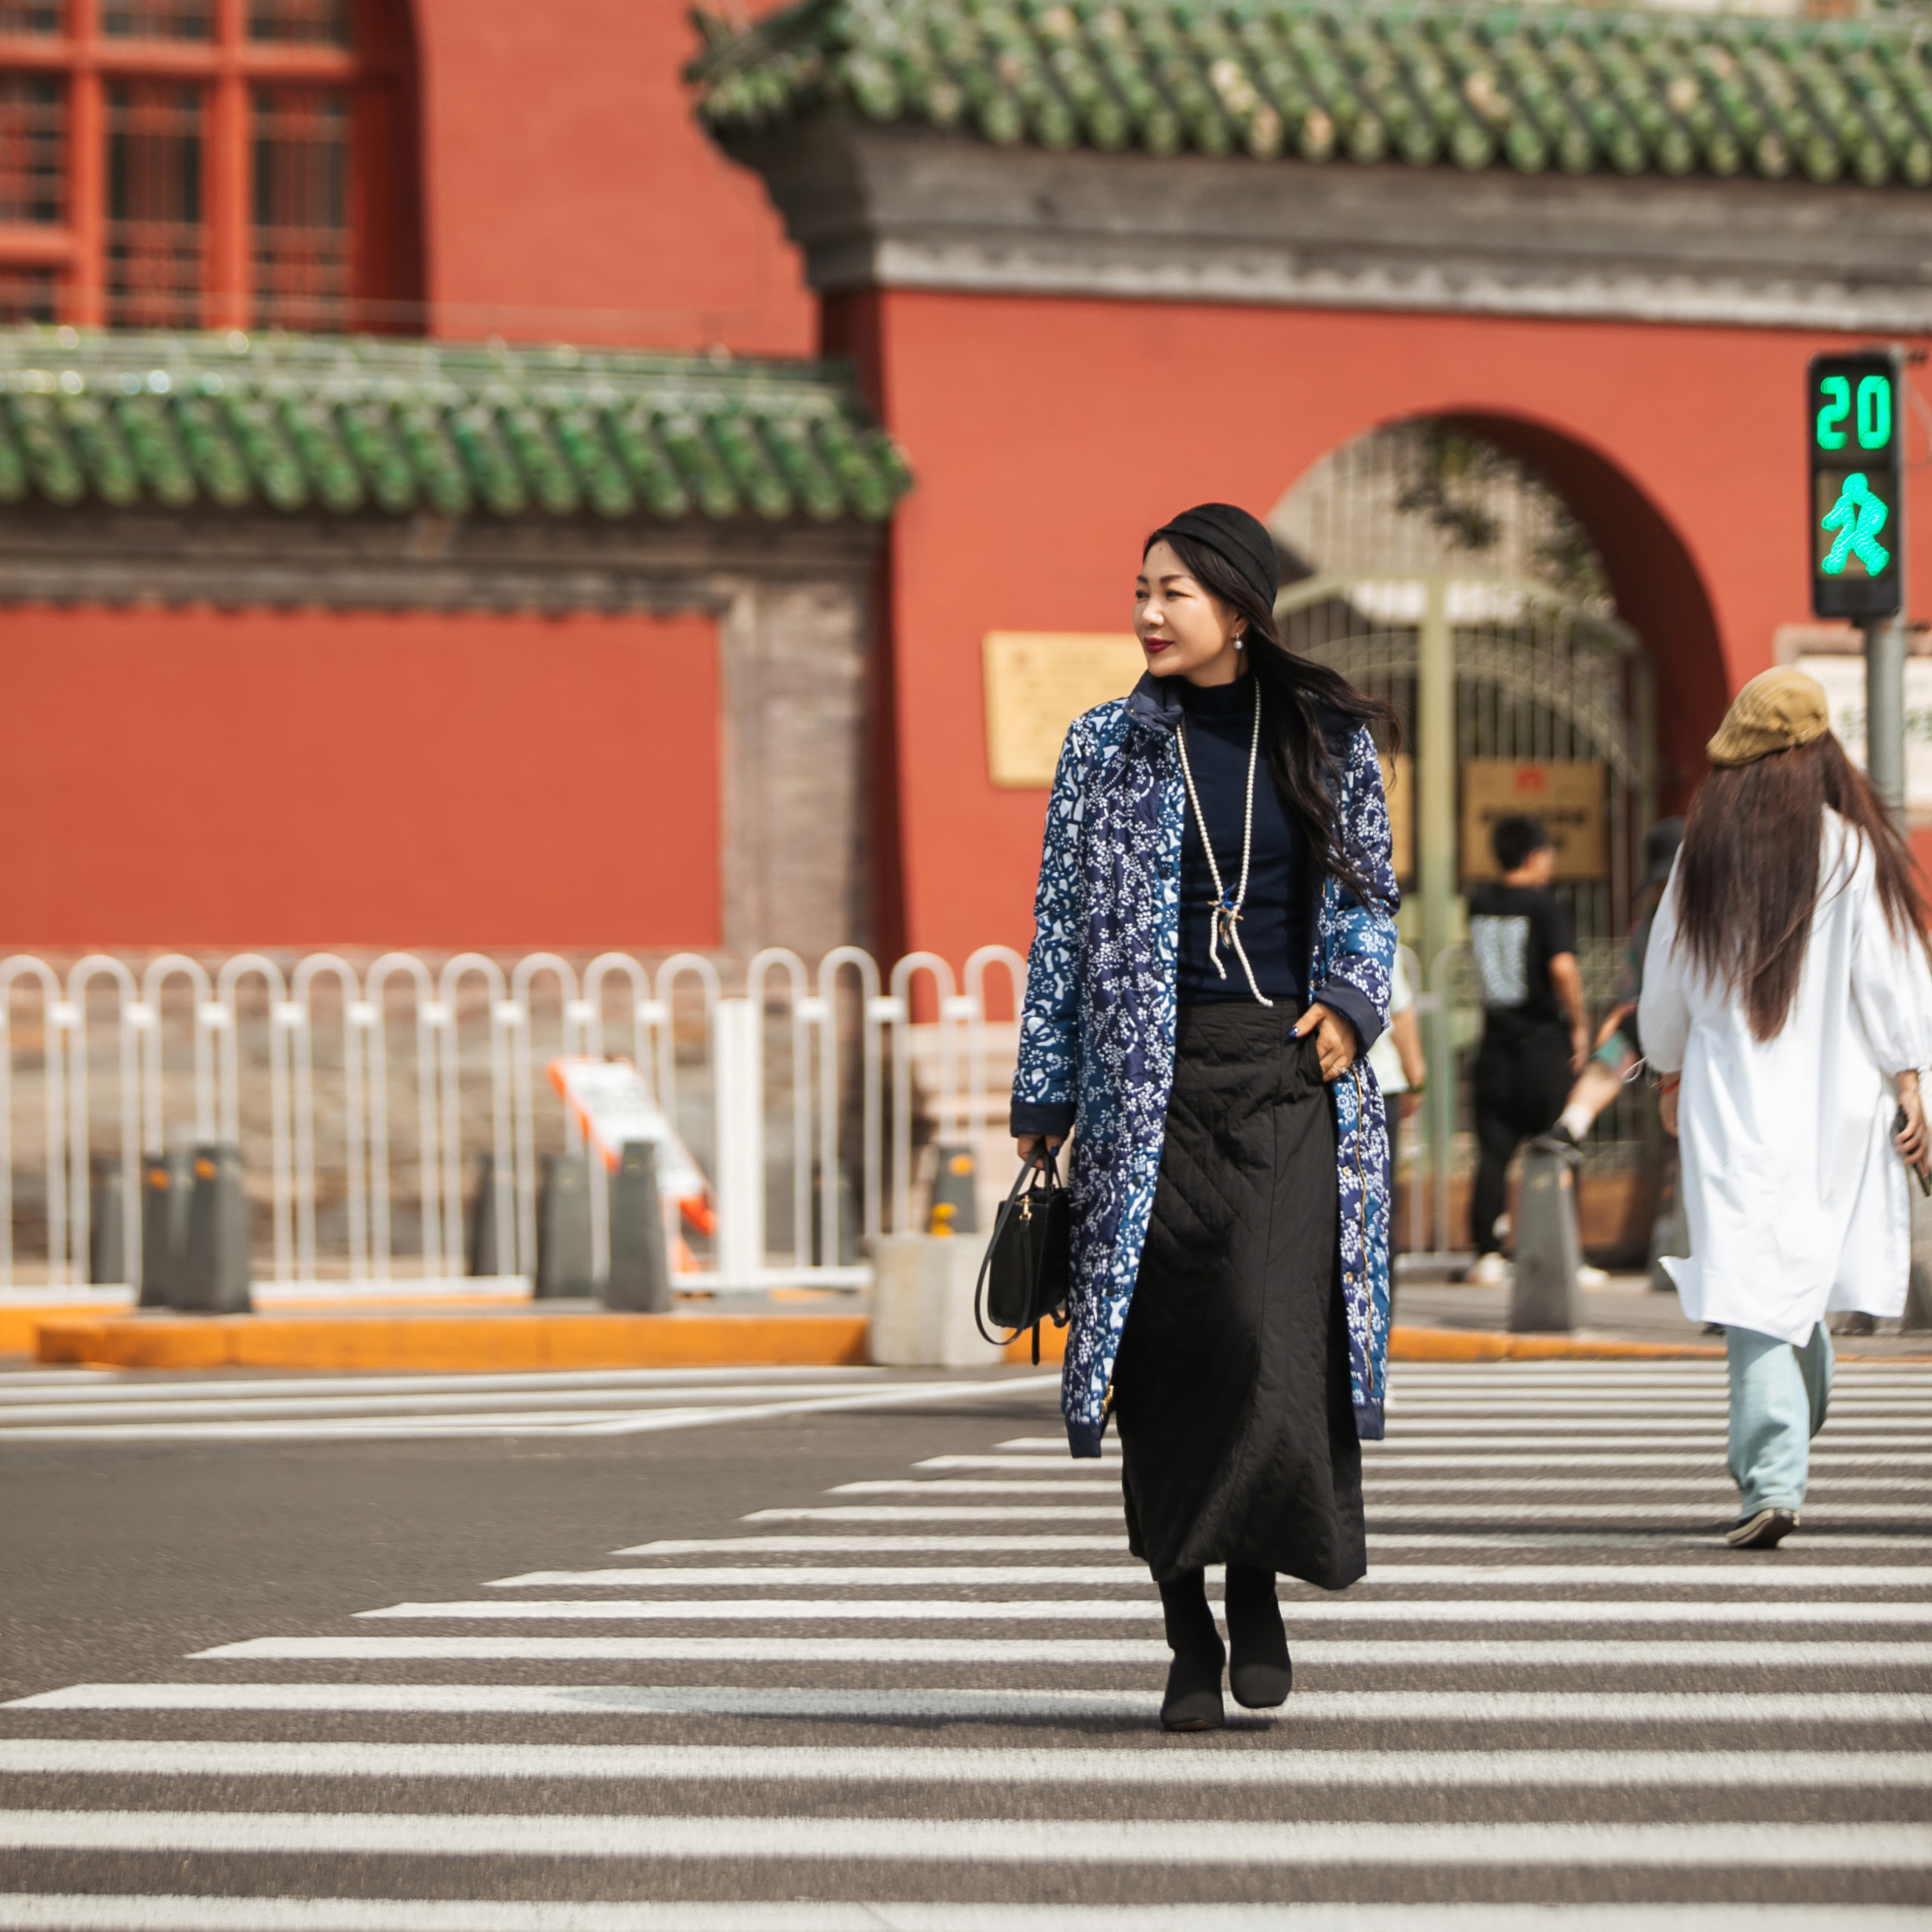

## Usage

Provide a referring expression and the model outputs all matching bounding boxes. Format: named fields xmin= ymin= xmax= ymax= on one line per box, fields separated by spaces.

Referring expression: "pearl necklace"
xmin=1175 ymin=679 xmax=1274 ymax=1008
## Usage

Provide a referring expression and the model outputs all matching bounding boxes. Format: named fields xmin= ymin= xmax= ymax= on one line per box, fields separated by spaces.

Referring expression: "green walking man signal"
xmin=1809 ymin=350 xmax=1903 ymax=622
xmin=1822 ymin=474 xmax=1891 ymax=580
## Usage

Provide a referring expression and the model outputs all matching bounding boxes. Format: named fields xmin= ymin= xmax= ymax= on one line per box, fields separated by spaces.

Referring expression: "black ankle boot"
xmin=1224 ymin=1564 xmax=1292 ymax=1709
xmin=1157 ymin=1568 xmax=1225 ymax=1732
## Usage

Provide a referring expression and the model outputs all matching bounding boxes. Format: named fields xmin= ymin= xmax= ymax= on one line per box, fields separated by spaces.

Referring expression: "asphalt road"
xmin=1 ymin=1357 xmax=1929 ymax=1929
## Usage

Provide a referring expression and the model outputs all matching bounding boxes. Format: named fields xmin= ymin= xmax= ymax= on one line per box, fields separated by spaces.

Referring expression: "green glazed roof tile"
xmin=690 ymin=0 xmax=1932 ymax=188
xmin=13 ymin=392 xmax=85 ymax=505
xmin=0 ymin=329 xmax=912 ymax=523
xmin=659 ymin=411 xmax=741 ymax=519
xmin=607 ymin=406 xmax=693 ymax=520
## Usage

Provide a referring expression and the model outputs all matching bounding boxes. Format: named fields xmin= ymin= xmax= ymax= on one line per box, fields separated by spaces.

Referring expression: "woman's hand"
xmin=1659 ymin=1082 xmax=1678 ymax=1138
xmin=1895 ymin=1071 xmax=1929 ymax=1178
xmin=1292 ymin=1001 xmax=1358 ymax=1082
xmin=1015 ymin=1133 xmax=1065 ymax=1168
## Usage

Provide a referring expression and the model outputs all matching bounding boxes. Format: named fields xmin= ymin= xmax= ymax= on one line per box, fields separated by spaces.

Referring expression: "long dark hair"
xmin=1674 ymin=731 xmax=1928 ymax=1042
xmin=1150 ymin=528 xmax=1400 ymax=901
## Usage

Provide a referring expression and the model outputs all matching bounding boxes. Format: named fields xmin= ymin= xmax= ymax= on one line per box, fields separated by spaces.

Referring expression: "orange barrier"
xmin=18 ymin=1306 xmax=1766 ymax=1375
xmin=35 ymin=1311 xmax=875 ymax=1373
xmin=0 ymin=1303 xmax=115 ymax=1358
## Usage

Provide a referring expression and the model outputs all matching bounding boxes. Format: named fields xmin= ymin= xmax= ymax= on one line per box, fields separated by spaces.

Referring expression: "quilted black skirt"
xmin=1113 ymin=1000 xmax=1366 ymax=1590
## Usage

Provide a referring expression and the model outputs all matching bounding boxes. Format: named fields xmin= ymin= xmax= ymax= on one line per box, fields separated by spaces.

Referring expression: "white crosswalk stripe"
xmin=837 ymin=1475 xmax=1932 ymax=1491
xmin=3 ymin=1811 xmax=1929 ymax=1866
xmin=925 ymin=1449 xmax=1932 ymax=1465
xmin=13 ymin=1682 xmax=1930 ymax=1722
xmin=0 ymin=1906 xmax=1926 ymax=1932
xmin=177 ymin=1634 xmax=1932 ymax=1665
xmin=9 ymin=1741 xmax=1929 ymax=1786
xmin=485 ymin=1562 xmax=1932 ymax=1588
xmin=344 ymin=1597 xmax=1932 ymax=1623
xmin=3 ymin=1355 xmax=1929 ymax=1926
xmin=737 ymin=1500 xmax=1932 ymax=1521
xmin=0 ymin=1365 xmax=1057 ymax=1445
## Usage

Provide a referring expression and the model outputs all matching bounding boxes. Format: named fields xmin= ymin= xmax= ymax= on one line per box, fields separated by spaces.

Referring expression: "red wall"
xmin=0 ymin=606 xmax=720 ymax=948
xmin=412 ymin=0 xmax=814 ymax=356
xmin=839 ymin=287 xmax=1931 ymax=965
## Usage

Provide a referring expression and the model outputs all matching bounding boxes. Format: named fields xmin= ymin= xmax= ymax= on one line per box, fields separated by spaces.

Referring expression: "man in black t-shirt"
xmin=1464 ymin=813 xmax=1590 ymax=1283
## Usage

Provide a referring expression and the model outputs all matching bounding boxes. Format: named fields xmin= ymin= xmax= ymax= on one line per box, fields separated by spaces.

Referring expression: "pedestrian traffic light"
xmin=1809 ymin=350 xmax=1903 ymax=622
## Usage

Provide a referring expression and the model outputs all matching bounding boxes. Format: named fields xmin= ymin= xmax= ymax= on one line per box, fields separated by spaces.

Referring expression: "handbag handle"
xmin=973 ymin=1145 xmax=1062 ymax=1349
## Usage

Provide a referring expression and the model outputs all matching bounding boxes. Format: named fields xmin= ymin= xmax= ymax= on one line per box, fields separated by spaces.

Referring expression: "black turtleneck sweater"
xmin=1176 ymin=674 xmax=1308 ymax=1007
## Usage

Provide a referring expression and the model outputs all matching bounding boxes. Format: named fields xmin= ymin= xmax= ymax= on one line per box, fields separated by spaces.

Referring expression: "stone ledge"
xmin=731 ymin=121 xmax=1932 ymax=333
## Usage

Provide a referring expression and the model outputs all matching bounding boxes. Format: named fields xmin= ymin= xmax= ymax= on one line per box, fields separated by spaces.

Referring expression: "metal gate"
xmin=1271 ymin=424 xmax=1658 ymax=1257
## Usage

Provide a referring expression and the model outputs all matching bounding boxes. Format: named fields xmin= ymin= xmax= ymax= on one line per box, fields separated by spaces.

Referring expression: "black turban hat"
xmin=1145 ymin=502 xmax=1278 ymax=613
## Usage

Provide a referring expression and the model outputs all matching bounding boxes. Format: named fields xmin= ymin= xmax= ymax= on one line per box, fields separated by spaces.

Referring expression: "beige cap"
xmin=1706 ymin=667 xmax=1832 ymax=768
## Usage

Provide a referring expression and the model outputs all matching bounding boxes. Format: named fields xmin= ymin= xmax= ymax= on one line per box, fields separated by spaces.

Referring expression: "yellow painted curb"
xmin=0 ymin=1304 xmax=120 ymax=1357
xmin=22 ymin=1308 xmax=1920 ymax=1375
xmin=1389 ymin=1326 xmax=1724 ymax=1362
xmin=35 ymin=1311 xmax=875 ymax=1373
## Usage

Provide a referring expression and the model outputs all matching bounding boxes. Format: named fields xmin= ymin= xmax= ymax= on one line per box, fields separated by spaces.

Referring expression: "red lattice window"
xmin=0 ymin=72 xmax=62 ymax=223
xmin=251 ymin=84 xmax=343 ymax=329
xmin=0 ymin=262 xmax=53 ymax=316
xmin=106 ymin=80 xmax=201 ymax=326
xmin=248 ymin=0 xmax=345 ymax=45
xmin=103 ymin=3 xmax=210 ymax=39
xmin=0 ymin=0 xmax=418 ymax=331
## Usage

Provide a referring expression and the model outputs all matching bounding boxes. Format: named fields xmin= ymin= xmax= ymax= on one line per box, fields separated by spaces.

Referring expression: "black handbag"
xmin=974 ymin=1147 xmax=1072 ymax=1363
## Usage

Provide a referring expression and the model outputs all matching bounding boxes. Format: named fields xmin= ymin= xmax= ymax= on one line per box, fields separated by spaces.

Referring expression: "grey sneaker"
xmin=1725 ymin=1507 xmax=1798 ymax=1549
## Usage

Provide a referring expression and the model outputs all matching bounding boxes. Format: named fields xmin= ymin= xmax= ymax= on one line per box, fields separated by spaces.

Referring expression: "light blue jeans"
xmin=1725 ymin=1322 xmax=1835 ymax=1515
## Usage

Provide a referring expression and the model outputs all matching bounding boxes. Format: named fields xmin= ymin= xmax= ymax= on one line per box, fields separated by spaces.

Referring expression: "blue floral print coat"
xmin=1010 ymin=671 xmax=1399 ymax=1458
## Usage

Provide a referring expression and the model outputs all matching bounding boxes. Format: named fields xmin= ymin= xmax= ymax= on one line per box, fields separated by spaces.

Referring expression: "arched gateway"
xmin=694 ymin=0 xmax=1929 ymax=1003
xmin=1269 ymin=422 xmax=1659 ymax=1252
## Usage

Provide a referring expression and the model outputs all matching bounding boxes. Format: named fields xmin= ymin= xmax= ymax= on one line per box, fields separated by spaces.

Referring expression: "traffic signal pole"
xmin=1810 ymin=346 xmax=1908 ymax=820
xmin=1867 ymin=609 xmax=1907 ymax=820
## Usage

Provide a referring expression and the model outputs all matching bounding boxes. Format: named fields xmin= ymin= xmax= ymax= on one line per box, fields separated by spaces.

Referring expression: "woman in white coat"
xmin=1640 ymin=667 xmax=1931 ymax=1549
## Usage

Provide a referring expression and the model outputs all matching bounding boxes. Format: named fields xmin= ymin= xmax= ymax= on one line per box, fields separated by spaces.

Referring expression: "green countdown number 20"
xmin=1816 ymin=374 xmax=1893 ymax=453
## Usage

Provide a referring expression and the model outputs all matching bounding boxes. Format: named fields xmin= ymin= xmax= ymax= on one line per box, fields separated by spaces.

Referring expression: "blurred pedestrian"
xmin=1011 ymin=503 xmax=1398 ymax=1730
xmin=1640 ymin=668 xmax=1932 ymax=1549
xmin=1537 ymin=816 xmax=1684 ymax=1287
xmin=1464 ymin=814 xmax=1590 ymax=1284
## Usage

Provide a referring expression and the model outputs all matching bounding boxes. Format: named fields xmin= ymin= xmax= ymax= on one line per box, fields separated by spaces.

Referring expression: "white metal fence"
xmin=2 ymin=938 xmax=1648 ymax=1295
xmin=0 ymin=946 xmax=1029 ymax=1295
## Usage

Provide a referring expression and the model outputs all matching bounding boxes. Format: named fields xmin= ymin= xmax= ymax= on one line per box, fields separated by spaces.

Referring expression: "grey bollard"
xmin=928 ymin=1144 xmax=980 ymax=1236
xmin=870 ymin=1233 xmax=1009 ymax=1367
xmin=136 ymin=1149 xmax=193 ymax=1308
xmin=176 ymin=1144 xmax=253 ymax=1314
xmin=466 ymin=1152 xmax=500 ymax=1277
xmin=89 ymin=1158 xmax=126 ymax=1286
xmin=605 ymin=1142 xmax=672 ymax=1313
xmin=1510 ymin=1143 xmax=1583 ymax=1333
xmin=534 ymin=1151 xmax=595 ymax=1298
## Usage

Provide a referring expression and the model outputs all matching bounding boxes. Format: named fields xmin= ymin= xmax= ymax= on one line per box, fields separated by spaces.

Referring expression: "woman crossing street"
xmin=1640 ymin=667 xmax=1932 ymax=1548
xmin=1011 ymin=502 xmax=1398 ymax=1728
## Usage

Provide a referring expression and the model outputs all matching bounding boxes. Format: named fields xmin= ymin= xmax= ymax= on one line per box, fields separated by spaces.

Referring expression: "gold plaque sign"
xmin=1459 ymin=759 xmax=1608 ymax=881
xmin=983 ymin=632 xmax=1145 ymax=788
